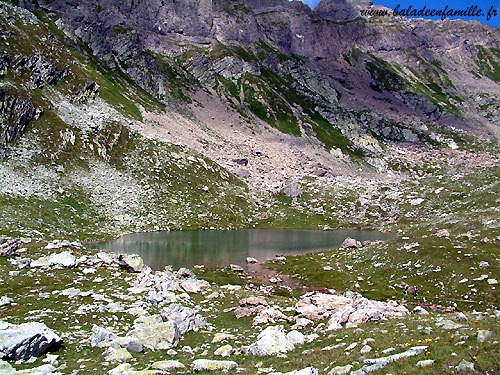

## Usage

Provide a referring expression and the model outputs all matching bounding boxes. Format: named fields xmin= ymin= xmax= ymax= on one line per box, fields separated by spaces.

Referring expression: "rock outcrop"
xmin=0 ymin=321 xmax=63 ymax=360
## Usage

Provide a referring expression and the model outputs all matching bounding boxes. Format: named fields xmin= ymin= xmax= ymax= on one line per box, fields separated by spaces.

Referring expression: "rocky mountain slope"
xmin=1 ymin=0 xmax=499 ymax=240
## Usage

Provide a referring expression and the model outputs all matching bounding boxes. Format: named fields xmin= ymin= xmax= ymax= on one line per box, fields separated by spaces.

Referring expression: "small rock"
xmin=456 ymin=359 xmax=474 ymax=372
xmin=416 ymin=359 xmax=435 ymax=367
xmin=412 ymin=306 xmax=429 ymax=315
xmin=214 ymin=345 xmax=233 ymax=357
xmin=230 ymin=264 xmax=244 ymax=272
xmin=328 ymin=364 xmax=353 ymax=375
xmin=103 ymin=348 xmax=133 ymax=362
xmin=151 ymin=360 xmax=185 ymax=370
xmin=246 ymin=257 xmax=258 ymax=264
xmin=360 ymin=345 xmax=372 ymax=354
xmin=192 ymin=359 xmax=238 ymax=371
xmin=477 ymin=330 xmax=492 ymax=343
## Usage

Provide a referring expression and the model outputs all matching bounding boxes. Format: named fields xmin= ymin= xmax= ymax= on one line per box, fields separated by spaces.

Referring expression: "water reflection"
xmin=89 ymin=229 xmax=392 ymax=270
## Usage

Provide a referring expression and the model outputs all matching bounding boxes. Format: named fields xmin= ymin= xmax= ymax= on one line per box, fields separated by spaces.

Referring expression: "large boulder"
xmin=118 ymin=254 xmax=144 ymax=273
xmin=0 ymin=321 xmax=63 ymax=360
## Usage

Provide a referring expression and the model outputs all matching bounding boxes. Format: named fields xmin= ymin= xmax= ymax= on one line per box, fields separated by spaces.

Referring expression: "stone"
xmin=214 ymin=345 xmax=233 ymax=357
xmin=479 ymin=261 xmax=490 ymax=268
xmin=435 ymin=229 xmax=450 ymax=237
xmin=91 ymin=325 xmax=117 ymax=348
xmin=248 ymin=326 xmax=296 ymax=356
xmin=291 ymin=317 xmax=313 ymax=330
xmin=151 ymin=360 xmax=185 ymax=370
xmin=272 ymin=368 xmax=320 ymax=375
xmin=181 ymin=279 xmax=208 ymax=293
xmin=246 ymin=257 xmax=258 ymax=264
xmin=436 ymin=320 xmax=464 ymax=330
xmin=109 ymin=363 xmax=135 ymax=375
xmin=341 ymin=238 xmax=362 ymax=249
xmin=9 ymin=258 xmax=31 ymax=269
xmin=212 ymin=333 xmax=235 ymax=343
xmin=0 ymin=321 xmax=63 ymax=360
xmin=328 ymin=365 xmax=353 ymax=375
xmin=412 ymin=306 xmax=429 ymax=315
xmin=286 ymin=331 xmax=305 ymax=346
xmin=0 ymin=239 xmax=18 ymax=257
xmin=477 ymin=330 xmax=492 ymax=343
xmin=456 ymin=360 xmax=474 ymax=372
xmin=253 ymin=308 xmax=289 ymax=325
xmin=0 ymin=297 xmax=13 ymax=307
xmin=416 ymin=360 xmax=435 ymax=367
xmin=31 ymin=251 xmax=76 ymax=268
xmin=126 ymin=315 xmax=179 ymax=350
xmin=110 ymin=337 xmax=144 ymax=353
xmin=234 ymin=306 xmax=266 ymax=319
xmin=118 ymin=254 xmax=144 ymax=273
xmin=104 ymin=348 xmax=133 ymax=362
xmin=363 ymin=346 xmax=428 ymax=371
xmin=230 ymin=264 xmax=244 ymax=272
xmin=360 ymin=345 xmax=372 ymax=354
xmin=240 ymin=296 xmax=268 ymax=307
xmin=160 ymin=303 xmax=206 ymax=335
xmin=192 ymin=359 xmax=238 ymax=371
xmin=282 ymin=183 xmax=303 ymax=198
xmin=297 ymin=292 xmax=408 ymax=324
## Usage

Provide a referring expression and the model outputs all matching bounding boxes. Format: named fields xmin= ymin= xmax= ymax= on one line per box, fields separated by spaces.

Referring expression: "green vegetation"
xmin=475 ymin=45 xmax=500 ymax=82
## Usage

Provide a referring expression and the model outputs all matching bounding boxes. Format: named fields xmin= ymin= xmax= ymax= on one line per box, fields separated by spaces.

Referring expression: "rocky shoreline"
xmin=1 ymin=237 xmax=498 ymax=374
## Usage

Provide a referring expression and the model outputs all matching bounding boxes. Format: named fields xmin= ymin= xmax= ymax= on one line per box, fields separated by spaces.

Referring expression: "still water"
xmin=89 ymin=229 xmax=392 ymax=270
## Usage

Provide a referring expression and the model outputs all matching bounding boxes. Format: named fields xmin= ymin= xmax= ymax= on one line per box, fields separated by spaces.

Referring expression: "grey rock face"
xmin=0 ymin=321 xmax=63 ymax=360
xmin=0 ymin=90 xmax=36 ymax=149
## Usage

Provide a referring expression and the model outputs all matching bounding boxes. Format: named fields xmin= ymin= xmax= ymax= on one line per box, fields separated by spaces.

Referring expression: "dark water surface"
xmin=89 ymin=229 xmax=393 ymax=270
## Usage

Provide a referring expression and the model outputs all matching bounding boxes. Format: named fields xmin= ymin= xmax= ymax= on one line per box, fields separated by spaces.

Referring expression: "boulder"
xmin=239 ymin=296 xmax=268 ymax=307
xmin=248 ymin=326 xmax=296 ymax=356
xmin=341 ymin=238 xmax=362 ymax=249
xmin=0 ymin=297 xmax=13 ymax=307
xmin=271 ymin=368 xmax=319 ymax=375
xmin=0 ymin=239 xmax=18 ymax=257
xmin=477 ymin=330 xmax=492 ymax=343
xmin=0 ymin=321 xmax=63 ymax=360
xmin=328 ymin=364 xmax=353 ymax=375
xmin=90 ymin=325 xmax=117 ymax=348
xmin=160 ymin=304 xmax=206 ymax=335
xmin=31 ymin=251 xmax=76 ymax=268
xmin=192 ymin=359 xmax=238 ymax=371
xmin=103 ymin=347 xmax=133 ymax=362
xmin=253 ymin=308 xmax=289 ymax=325
xmin=297 ymin=292 xmax=408 ymax=326
xmin=126 ymin=315 xmax=179 ymax=350
xmin=456 ymin=360 xmax=474 ymax=372
xmin=214 ymin=345 xmax=233 ymax=357
xmin=151 ymin=360 xmax=185 ymax=370
xmin=118 ymin=254 xmax=144 ymax=273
